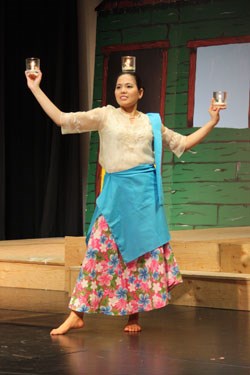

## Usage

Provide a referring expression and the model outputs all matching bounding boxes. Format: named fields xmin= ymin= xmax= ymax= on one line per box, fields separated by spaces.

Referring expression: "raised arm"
xmin=185 ymin=99 xmax=226 ymax=151
xmin=25 ymin=70 xmax=62 ymax=126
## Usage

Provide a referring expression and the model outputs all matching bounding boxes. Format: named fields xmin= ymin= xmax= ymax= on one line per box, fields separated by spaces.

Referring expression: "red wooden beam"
xmin=102 ymin=41 xmax=170 ymax=55
xmin=96 ymin=0 xmax=182 ymax=12
xmin=160 ymin=48 xmax=168 ymax=121
xmin=187 ymin=35 xmax=250 ymax=48
xmin=187 ymin=47 xmax=197 ymax=128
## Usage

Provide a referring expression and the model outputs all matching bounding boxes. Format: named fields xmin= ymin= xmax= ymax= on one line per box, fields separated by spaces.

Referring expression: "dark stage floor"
xmin=0 ymin=304 xmax=249 ymax=375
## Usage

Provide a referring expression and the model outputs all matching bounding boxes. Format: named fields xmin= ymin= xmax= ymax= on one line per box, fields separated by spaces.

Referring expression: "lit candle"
xmin=30 ymin=60 xmax=36 ymax=71
xmin=26 ymin=57 xmax=40 ymax=72
xmin=213 ymin=91 xmax=227 ymax=106
xmin=122 ymin=56 xmax=136 ymax=72
xmin=124 ymin=58 xmax=133 ymax=70
xmin=218 ymin=92 xmax=222 ymax=103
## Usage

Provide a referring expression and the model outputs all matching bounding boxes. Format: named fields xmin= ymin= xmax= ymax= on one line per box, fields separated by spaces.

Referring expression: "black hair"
xmin=116 ymin=72 xmax=144 ymax=91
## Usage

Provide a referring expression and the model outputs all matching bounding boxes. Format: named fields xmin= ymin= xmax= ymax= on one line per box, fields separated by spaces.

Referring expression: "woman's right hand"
xmin=24 ymin=69 xmax=62 ymax=126
xmin=25 ymin=69 xmax=42 ymax=91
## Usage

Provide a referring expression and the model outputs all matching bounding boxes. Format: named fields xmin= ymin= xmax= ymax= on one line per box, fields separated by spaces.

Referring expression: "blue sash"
xmin=147 ymin=112 xmax=164 ymax=204
xmin=86 ymin=113 xmax=170 ymax=263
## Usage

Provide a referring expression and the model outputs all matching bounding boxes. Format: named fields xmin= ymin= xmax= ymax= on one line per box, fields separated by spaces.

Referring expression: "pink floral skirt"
xmin=69 ymin=215 xmax=182 ymax=315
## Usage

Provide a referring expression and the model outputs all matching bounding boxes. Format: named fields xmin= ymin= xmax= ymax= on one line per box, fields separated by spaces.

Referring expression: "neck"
xmin=120 ymin=107 xmax=139 ymax=118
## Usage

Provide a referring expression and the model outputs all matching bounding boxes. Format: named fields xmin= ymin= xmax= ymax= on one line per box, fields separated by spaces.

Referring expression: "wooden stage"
xmin=0 ymin=226 xmax=249 ymax=312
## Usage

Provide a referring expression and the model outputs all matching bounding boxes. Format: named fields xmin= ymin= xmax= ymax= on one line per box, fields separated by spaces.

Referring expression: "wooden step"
xmin=220 ymin=243 xmax=250 ymax=273
xmin=0 ymin=237 xmax=65 ymax=291
xmin=171 ymin=270 xmax=250 ymax=311
xmin=0 ymin=262 xmax=66 ymax=291
xmin=170 ymin=226 xmax=250 ymax=242
xmin=0 ymin=237 xmax=65 ymax=265
xmin=0 ymin=286 xmax=69 ymax=313
xmin=172 ymin=241 xmax=250 ymax=273
xmin=170 ymin=226 xmax=250 ymax=273
xmin=181 ymin=270 xmax=250 ymax=280
xmin=0 ymin=236 xmax=86 ymax=292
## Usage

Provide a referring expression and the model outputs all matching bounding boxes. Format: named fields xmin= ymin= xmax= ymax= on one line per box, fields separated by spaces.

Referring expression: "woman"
xmin=25 ymin=69 xmax=225 ymax=335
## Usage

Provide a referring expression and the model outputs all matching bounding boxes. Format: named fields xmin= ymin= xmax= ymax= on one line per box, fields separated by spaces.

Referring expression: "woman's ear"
xmin=138 ymin=88 xmax=144 ymax=99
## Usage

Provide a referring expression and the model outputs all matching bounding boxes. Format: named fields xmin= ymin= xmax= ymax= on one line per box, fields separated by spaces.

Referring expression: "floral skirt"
xmin=69 ymin=215 xmax=182 ymax=316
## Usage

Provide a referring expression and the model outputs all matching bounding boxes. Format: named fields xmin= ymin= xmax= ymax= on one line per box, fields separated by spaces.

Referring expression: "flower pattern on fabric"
xmin=69 ymin=215 xmax=182 ymax=315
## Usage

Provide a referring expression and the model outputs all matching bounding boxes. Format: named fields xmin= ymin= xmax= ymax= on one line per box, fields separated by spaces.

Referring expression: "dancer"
xmin=25 ymin=67 xmax=225 ymax=334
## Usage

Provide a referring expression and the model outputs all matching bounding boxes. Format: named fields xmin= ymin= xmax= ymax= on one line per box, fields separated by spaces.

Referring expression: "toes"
xmin=124 ymin=323 xmax=142 ymax=333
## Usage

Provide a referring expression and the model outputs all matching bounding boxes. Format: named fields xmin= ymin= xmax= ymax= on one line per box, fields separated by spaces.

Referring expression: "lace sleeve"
xmin=60 ymin=107 xmax=106 ymax=134
xmin=162 ymin=126 xmax=187 ymax=157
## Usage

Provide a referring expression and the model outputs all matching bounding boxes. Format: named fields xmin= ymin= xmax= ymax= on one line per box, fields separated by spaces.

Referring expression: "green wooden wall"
xmin=85 ymin=0 xmax=250 ymax=232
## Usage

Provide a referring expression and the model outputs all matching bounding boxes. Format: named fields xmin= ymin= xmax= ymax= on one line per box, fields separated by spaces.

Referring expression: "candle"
xmin=25 ymin=57 xmax=40 ymax=72
xmin=213 ymin=91 xmax=227 ymax=106
xmin=121 ymin=56 xmax=136 ymax=72
xmin=30 ymin=60 xmax=36 ymax=71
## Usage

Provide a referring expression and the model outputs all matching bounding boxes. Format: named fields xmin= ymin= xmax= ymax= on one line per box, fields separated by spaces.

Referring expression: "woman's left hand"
xmin=208 ymin=98 xmax=227 ymax=125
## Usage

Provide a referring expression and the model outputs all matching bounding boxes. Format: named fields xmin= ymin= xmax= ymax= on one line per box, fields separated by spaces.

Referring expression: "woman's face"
xmin=114 ymin=74 xmax=143 ymax=110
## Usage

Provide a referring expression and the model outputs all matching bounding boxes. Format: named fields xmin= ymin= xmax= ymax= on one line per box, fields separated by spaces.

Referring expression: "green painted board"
xmin=179 ymin=1 xmax=250 ymax=22
xmin=164 ymin=114 xmax=188 ymax=129
xmin=95 ymin=32 xmax=121 ymax=54
xmin=122 ymin=25 xmax=168 ymax=44
xmin=178 ymin=143 xmax=250 ymax=163
xmin=169 ymin=20 xmax=250 ymax=47
xmin=152 ymin=8 xmax=179 ymax=24
xmin=165 ymin=204 xmax=217 ymax=225
xmin=165 ymin=93 xmax=188 ymax=114
xmin=163 ymin=181 xmax=250 ymax=205
xmin=98 ymin=11 xmax=152 ymax=31
xmin=218 ymin=205 xmax=250 ymax=226
xmin=162 ymin=163 xmax=237 ymax=182
xmin=237 ymin=163 xmax=250 ymax=179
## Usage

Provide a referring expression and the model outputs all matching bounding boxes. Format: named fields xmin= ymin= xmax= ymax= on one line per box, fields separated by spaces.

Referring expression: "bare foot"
xmin=124 ymin=313 xmax=141 ymax=333
xmin=50 ymin=311 xmax=84 ymax=335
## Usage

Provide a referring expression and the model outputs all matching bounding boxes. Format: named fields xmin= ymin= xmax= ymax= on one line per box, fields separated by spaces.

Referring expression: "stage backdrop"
xmin=85 ymin=0 xmax=250 ymax=232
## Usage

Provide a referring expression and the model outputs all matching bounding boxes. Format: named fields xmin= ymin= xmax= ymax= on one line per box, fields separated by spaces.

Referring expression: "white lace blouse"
xmin=60 ymin=105 xmax=187 ymax=173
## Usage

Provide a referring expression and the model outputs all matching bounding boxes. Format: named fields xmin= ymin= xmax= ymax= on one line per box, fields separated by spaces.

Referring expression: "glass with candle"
xmin=25 ymin=57 xmax=40 ymax=79
xmin=121 ymin=56 xmax=136 ymax=73
xmin=213 ymin=91 xmax=227 ymax=106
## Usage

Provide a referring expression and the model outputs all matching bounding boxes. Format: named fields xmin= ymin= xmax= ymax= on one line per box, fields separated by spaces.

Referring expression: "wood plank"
xmin=64 ymin=236 xmax=86 ymax=292
xmin=162 ymin=163 xmax=236 ymax=183
xmin=172 ymin=242 xmax=220 ymax=271
xmin=166 ymin=205 xmax=218 ymax=226
xmin=178 ymin=143 xmax=250 ymax=163
xmin=171 ymin=277 xmax=250 ymax=311
xmin=64 ymin=236 xmax=86 ymax=267
xmin=122 ymin=25 xmax=167 ymax=44
xmin=0 ymin=287 xmax=69 ymax=313
xmin=0 ymin=238 xmax=65 ymax=265
xmin=220 ymin=243 xmax=250 ymax=274
xmin=0 ymin=262 xmax=65 ymax=291
xmin=170 ymin=226 xmax=250 ymax=242
xmin=0 ymin=245 xmax=64 ymax=265
xmin=69 ymin=266 xmax=80 ymax=295
xmin=181 ymin=270 xmax=250 ymax=280
xmin=164 ymin=181 xmax=250 ymax=205
xmin=0 ymin=237 xmax=64 ymax=246
xmin=218 ymin=206 xmax=250 ymax=228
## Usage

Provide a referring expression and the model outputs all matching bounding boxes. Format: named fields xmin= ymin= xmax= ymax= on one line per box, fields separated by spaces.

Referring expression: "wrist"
xmin=30 ymin=85 xmax=42 ymax=96
xmin=208 ymin=119 xmax=218 ymax=127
